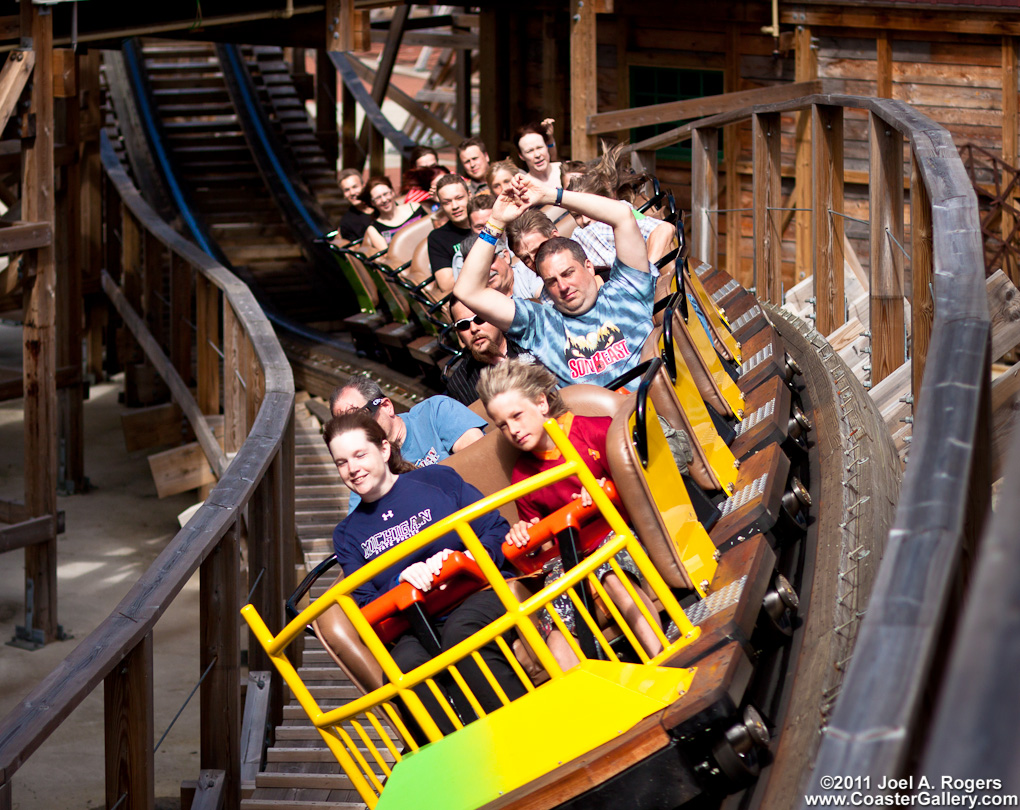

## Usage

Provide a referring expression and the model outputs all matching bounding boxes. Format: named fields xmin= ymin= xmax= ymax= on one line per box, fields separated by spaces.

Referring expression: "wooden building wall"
xmin=500 ymin=1 xmax=1018 ymax=293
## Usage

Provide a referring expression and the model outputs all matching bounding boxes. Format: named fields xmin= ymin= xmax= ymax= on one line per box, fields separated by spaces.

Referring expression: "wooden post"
xmin=340 ymin=75 xmax=358 ymax=168
xmin=752 ymin=111 xmax=782 ymax=304
xmin=326 ymin=0 xmax=353 ymax=52
xmin=794 ymin=26 xmax=817 ymax=287
xmin=170 ymin=253 xmax=192 ymax=385
xmin=356 ymin=5 xmax=409 ymax=158
xmin=278 ymin=413 xmax=300 ymax=670
xmin=143 ymin=233 xmax=165 ymax=348
xmin=1002 ymin=36 xmax=1018 ymax=286
xmin=81 ymin=49 xmax=104 ymax=382
xmin=223 ymin=302 xmax=246 ymax=454
xmin=196 ymin=275 xmax=220 ymax=417
xmin=812 ymin=104 xmax=846 ymax=336
xmin=877 ymin=32 xmax=893 ymax=99
xmin=869 ymin=111 xmax=905 ymax=385
xmin=569 ymin=0 xmax=598 ymax=162
xmin=248 ymin=446 xmax=286 ymax=727
xmin=55 ymin=49 xmax=84 ymax=492
xmin=315 ymin=49 xmax=339 ymax=171
xmin=455 ymin=48 xmax=471 ymax=139
xmin=200 ymin=522 xmax=241 ymax=810
xmin=910 ymin=155 xmax=933 ymax=408
xmin=104 ymin=633 xmax=155 ymax=810
xmin=21 ymin=0 xmax=59 ymax=642
xmin=725 ymin=24 xmax=743 ymax=284
xmin=368 ymin=126 xmax=385 ymax=177
xmin=691 ymin=126 xmax=719 ymax=268
xmin=478 ymin=8 xmax=499 ymax=158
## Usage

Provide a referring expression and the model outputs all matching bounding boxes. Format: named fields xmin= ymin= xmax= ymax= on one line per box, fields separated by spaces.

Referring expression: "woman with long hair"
xmin=477 ymin=360 xmax=663 ymax=669
xmin=515 ymin=120 xmax=562 ymax=188
xmin=325 ymin=411 xmax=525 ymax=732
xmin=359 ymin=175 xmax=426 ymax=252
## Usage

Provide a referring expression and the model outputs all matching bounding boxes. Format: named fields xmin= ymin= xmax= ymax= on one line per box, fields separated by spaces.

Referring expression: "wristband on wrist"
xmin=555 ymin=187 xmax=564 ymax=206
xmin=478 ymin=229 xmax=499 ymax=246
xmin=485 ymin=220 xmax=504 ymax=233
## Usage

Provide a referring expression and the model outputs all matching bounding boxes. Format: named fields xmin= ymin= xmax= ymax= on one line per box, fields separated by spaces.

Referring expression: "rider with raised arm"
xmin=453 ymin=174 xmax=655 ymax=389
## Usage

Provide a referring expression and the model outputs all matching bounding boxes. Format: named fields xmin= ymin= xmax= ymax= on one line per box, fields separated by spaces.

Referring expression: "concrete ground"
xmin=0 ymin=324 xmax=204 ymax=809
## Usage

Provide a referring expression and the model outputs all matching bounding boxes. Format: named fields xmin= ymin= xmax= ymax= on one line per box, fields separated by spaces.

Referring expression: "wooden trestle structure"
xmin=0 ymin=2 xmax=1018 ymax=809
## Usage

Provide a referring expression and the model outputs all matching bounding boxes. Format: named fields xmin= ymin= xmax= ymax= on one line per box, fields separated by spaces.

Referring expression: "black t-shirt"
xmin=427 ymin=222 xmax=472 ymax=272
xmin=339 ymin=207 xmax=375 ymax=241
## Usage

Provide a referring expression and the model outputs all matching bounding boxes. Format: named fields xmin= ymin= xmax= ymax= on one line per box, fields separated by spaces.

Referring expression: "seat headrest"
xmin=558 ymin=383 xmax=628 ymax=418
xmin=312 ymin=574 xmax=386 ymax=695
xmin=605 ymin=394 xmax=695 ymax=590
xmin=386 ymin=216 xmax=433 ymax=267
xmin=440 ymin=430 xmax=520 ymax=524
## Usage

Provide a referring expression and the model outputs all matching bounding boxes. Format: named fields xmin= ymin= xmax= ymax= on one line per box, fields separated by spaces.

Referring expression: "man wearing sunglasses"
xmin=329 ymin=376 xmax=485 ymax=510
xmin=444 ymin=298 xmax=533 ymax=406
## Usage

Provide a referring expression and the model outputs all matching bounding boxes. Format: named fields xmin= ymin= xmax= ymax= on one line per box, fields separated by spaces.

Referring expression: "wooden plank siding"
xmin=506 ymin=2 xmax=1015 ymax=293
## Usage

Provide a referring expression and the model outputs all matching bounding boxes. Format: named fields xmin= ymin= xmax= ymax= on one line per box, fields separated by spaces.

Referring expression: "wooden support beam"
xmin=1003 ymin=36 xmax=1018 ymax=287
xmin=780 ymin=6 xmax=1020 ymax=37
xmin=196 ymin=274 xmax=220 ymax=418
xmin=794 ymin=26 xmax=816 ymax=287
xmin=591 ymin=79 xmax=824 ymax=138
xmin=876 ymin=32 xmax=893 ymax=99
xmin=691 ymin=127 xmax=719 ymax=270
xmin=570 ymin=0 xmax=598 ymax=162
xmin=0 ymin=515 xmax=59 ymax=553
xmin=326 ymin=0 xmax=354 ymax=53
xmin=753 ymin=112 xmax=782 ymax=304
xmin=812 ymin=104 xmax=846 ymax=336
xmin=454 ymin=48 xmax=471 ymax=140
xmin=223 ymin=301 xmax=247 ymax=456
xmin=170 ymin=253 xmax=192 ymax=385
xmin=340 ymin=65 xmax=359 ymax=168
xmin=345 ymin=54 xmax=461 ymax=146
xmin=356 ymin=4 xmax=409 ymax=161
xmin=910 ymin=156 xmax=934 ymax=407
xmin=0 ymin=50 xmax=34 ymax=141
xmin=314 ymin=49 xmax=338 ymax=171
xmin=200 ymin=523 xmax=241 ymax=810
xmin=21 ymin=0 xmax=58 ymax=643
xmin=0 ymin=363 xmax=79 ymax=401
xmin=240 ymin=672 xmax=272 ymax=799
xmin=478 ymin=8 xmax=499 ymax=160
xmin=331 ymin=51 xmax=414 ymax=166
xmin=0 ymin=221 xmax=51 ymax=253
xmin=190 ymin=771 xmax=226 ymax=810
xmin=869 ymin=111 xmax=905 ymax=385
xmin=725 ymin=24 xmax=742 ymax=283
xmin=104 ymin=632 xmax=155 ymax=810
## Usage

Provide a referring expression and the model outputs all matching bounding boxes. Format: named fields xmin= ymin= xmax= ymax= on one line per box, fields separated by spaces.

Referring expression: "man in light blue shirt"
xmin=454 ymin=174 xmax=654 ymax=389
xmin=330 ymin=376 xmax=486 ymax=509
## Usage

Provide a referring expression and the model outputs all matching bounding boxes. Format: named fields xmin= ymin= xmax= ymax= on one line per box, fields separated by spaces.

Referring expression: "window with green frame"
xmin=630 ymin=66 xmax=725 ymax=162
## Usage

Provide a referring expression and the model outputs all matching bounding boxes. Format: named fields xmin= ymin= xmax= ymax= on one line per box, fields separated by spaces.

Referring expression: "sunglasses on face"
xmin=453 ymin=314 xmax=486 ymax=332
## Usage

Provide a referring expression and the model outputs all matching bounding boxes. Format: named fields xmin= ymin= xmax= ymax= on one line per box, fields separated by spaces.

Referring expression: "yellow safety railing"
xmin=242 ymin=419 xmax=703 ymax=807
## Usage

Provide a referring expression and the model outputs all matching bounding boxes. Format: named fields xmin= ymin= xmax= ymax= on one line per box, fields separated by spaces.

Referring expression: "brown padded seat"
xmin=638 ymin=339 xmax=726 ymax=493
xmin=385 ymin=216 xmax=433 ymax=269
xmin=642 ymin=308 xmax=733 ymax=419
xmin=605 ymin=394 xmax=697 ymax=591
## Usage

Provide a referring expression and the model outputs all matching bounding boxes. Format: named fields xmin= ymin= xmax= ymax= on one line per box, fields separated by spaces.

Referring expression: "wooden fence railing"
xmin=0 ymin=130 xmax=296 ymax=810
xmin=673 ymin=94 xmax=989 ymax=801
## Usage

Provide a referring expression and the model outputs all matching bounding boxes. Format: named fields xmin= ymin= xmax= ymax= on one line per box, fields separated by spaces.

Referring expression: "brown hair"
xmin=506 ymin=208 xmax=555 ymax=256
xmin=534 ymin=236 xmax=588 ymax=275
xmin=322 ymin=411 xmax=415 ymax=474
xmin=477 ymin=358 xmax=566 ymax=419
xmin=514 ymin=121 xmax=550 ymax=151
xmin=485 ymin=159 xmax=522 ymax=190
xmin=457 ymin=136 xmax=488 ymax=156
xmin=410 ymin=145 xmax=439 ymax=166
xmin=435 ymin=173 xmax=469 ymax=195
xmin=359 ymin=175 xmax=393 ymax=210
xmin=467 ymin=193 xmax=495 ymax=216
xmin=338 ymin=168 xmax=363 ymax=184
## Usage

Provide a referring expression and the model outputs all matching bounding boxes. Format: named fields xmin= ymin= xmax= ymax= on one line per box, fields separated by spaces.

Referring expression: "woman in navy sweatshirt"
xmin=324 ymin=411 xmax=525 ymax=733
